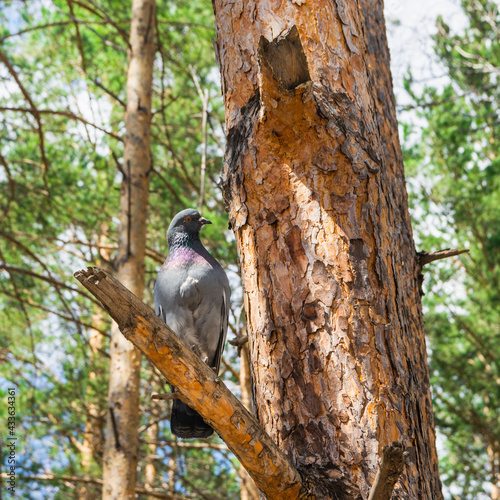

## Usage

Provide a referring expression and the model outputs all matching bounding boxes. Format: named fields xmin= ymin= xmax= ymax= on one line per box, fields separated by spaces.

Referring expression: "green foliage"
xmin=0 ymin=0 xmax=240 ymax=498
xmin=402 ymin=1 xmax=500 ymax=497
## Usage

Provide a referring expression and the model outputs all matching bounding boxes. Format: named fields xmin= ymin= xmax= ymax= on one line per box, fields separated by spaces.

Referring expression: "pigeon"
xmin=154 ymin=208 xmax=230 ymax=439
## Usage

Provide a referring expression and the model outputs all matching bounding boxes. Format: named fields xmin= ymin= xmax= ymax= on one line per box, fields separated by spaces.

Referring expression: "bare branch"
xmin=1 ymin=264 xmax=100 ymax=306
xmin=84 ymin=0 xmax=131 ymax=46
xmin=368 ymin=442 xmax=406 ymax=500
xmin=0 ymin=289 xmax=110 ymax=339
xmin=397 ymin=83 xmax=497 ymax=112
xmin=66 ymin=0 xmax=87 ymax=74
xmin=189 ymin=65 xmax=210 ymax=212
xmin=0 ymin=152 xmax=15 ymax=225
xmin=0 ymin=249 xmax=37 ymax=374
xmin=220 ymin=357 xmax=240 ymax=380
xmin=0 ymin=230 xmax=86 ymax=338
xmin=0 ymin=19 xmax=130 ymax=43
xmin=90 ymin=78 xmax=126 ymax=108
xmin=145 ymin=245 xmax=166 ymax=264
xmin=150 ymin=166 xmax=187 ymax=207
xmin=417 ymin=248 xmax=469 ymax=267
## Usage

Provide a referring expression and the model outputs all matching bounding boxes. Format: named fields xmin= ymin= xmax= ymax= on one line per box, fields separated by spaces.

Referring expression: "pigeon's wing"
xmin=154 ymin=267 xmax=199 ymax=343
xmin=155 ymin=256 xmax=230 ymax=373
xmin=211 ymin=285 xmax=229 ymax=374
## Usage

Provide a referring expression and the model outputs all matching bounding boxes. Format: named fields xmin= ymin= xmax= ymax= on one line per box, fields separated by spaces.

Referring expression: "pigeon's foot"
xmin=190 ymin=344 xmax=203 ymax=358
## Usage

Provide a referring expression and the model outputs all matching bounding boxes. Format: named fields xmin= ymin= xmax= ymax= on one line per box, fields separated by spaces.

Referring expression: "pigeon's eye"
xmin=185 ymin=216 xmax=192 ymax=222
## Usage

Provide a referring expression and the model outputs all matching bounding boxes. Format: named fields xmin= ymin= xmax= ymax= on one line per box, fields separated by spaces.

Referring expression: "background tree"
xmin=102 ymin=0 xmax=155 ymax=497
xmin=402 ymin=1 xmax=500 ymax=498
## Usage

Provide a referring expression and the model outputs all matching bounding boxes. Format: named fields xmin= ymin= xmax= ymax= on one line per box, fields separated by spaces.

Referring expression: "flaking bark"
xmin=212 ymin=1 xmax=443 ymax=498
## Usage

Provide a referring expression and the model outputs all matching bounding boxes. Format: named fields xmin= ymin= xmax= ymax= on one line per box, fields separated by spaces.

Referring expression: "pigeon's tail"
xmin=171 ymin=399 xmax=214 ymax=439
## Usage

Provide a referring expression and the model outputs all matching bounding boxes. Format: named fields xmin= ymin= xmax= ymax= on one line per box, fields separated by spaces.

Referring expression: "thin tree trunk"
xmin=167 ymin=453 xmax=177 ymax=494
xmin=79 ymin=310 xmax=106 ymax=500
xmin=102 ymin=0 xmax=156 ymax=498
xmin=212 ymin=1 xmax=442 ymax=498
xmin=80 ymin=229 xmax=110 ymax=500
xmin=144 ymin=375 xmax=162 ymax=497
xmin=238 ymin=342 xmax=260 ymax=500
xmin=487 ymin=444 xmax=500 ymax=500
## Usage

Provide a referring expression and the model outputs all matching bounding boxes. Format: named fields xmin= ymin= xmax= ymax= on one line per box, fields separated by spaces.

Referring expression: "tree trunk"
xmin=102 ymin=0 xmax=156 ymax=498
xmin=79 ymin=310 xmax=106 ymax=500
xmin=144 ymin=374 xmax=162 ymax=497
xmin=80 ymin=229 xmax=110 ymax=500
xmin=212 ymin=1 xmax=442 ymax=498
xmin=487 ymin=444 xmax=500 ymax=500
xmin=239 ymin=341 xmax=260 ymax=500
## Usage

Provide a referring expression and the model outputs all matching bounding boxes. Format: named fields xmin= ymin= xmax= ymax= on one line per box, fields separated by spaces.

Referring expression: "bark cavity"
xmin=258 ymin=25 xmax=311 ymax=91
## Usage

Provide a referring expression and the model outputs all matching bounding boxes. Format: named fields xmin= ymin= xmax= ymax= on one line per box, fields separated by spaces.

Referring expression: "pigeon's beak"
xmin=199 ymin=217 xmax=212 ymax=225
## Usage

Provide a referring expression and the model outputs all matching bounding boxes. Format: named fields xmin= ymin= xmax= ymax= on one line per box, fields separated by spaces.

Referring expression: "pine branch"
xmin=0 ymin=289 xmax=110 ymax=339
xmin=0 ymin=49 xmax=49 ymax=191
xmin=1 ymin=264 xmax=100 ymax=306
xmin=90 ymin=77 xmax=126 ymax=108
xmin=0 ymin=107 xmax=122 ymax=141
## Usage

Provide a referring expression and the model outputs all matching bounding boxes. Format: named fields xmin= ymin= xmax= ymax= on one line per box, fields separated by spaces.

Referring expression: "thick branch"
xmin=417 ymin=248 xmax=469 ymax=267
xmin=368 ymin=442 xmax=406 ymax=500
xmin=74 ymin=266 xmax=302 ymax=499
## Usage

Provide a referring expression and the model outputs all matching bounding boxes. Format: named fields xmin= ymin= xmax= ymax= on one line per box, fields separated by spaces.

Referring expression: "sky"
xmin=385 ymin=0 xmax=468 ymax=105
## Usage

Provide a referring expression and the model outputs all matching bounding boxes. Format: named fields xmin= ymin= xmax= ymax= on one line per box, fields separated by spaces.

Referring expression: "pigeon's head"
xmin=167 ymin=208 xmax=212 ymax=246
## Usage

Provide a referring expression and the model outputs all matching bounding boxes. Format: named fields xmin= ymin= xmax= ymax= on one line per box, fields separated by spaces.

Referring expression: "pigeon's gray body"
xmin=154 ymin=208 xmax=230 ymax=439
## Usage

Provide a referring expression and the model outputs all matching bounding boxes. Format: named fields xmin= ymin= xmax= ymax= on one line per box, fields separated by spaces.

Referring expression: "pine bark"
xmin=102 ymin=0 xmax=156 ymax=498
xmin=212 ymin=1 xmax=442 ymax=498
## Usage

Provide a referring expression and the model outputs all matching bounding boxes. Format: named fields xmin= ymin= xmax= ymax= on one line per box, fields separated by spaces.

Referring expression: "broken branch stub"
xmin=417 ymin=248 xmax=469 ymax=267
